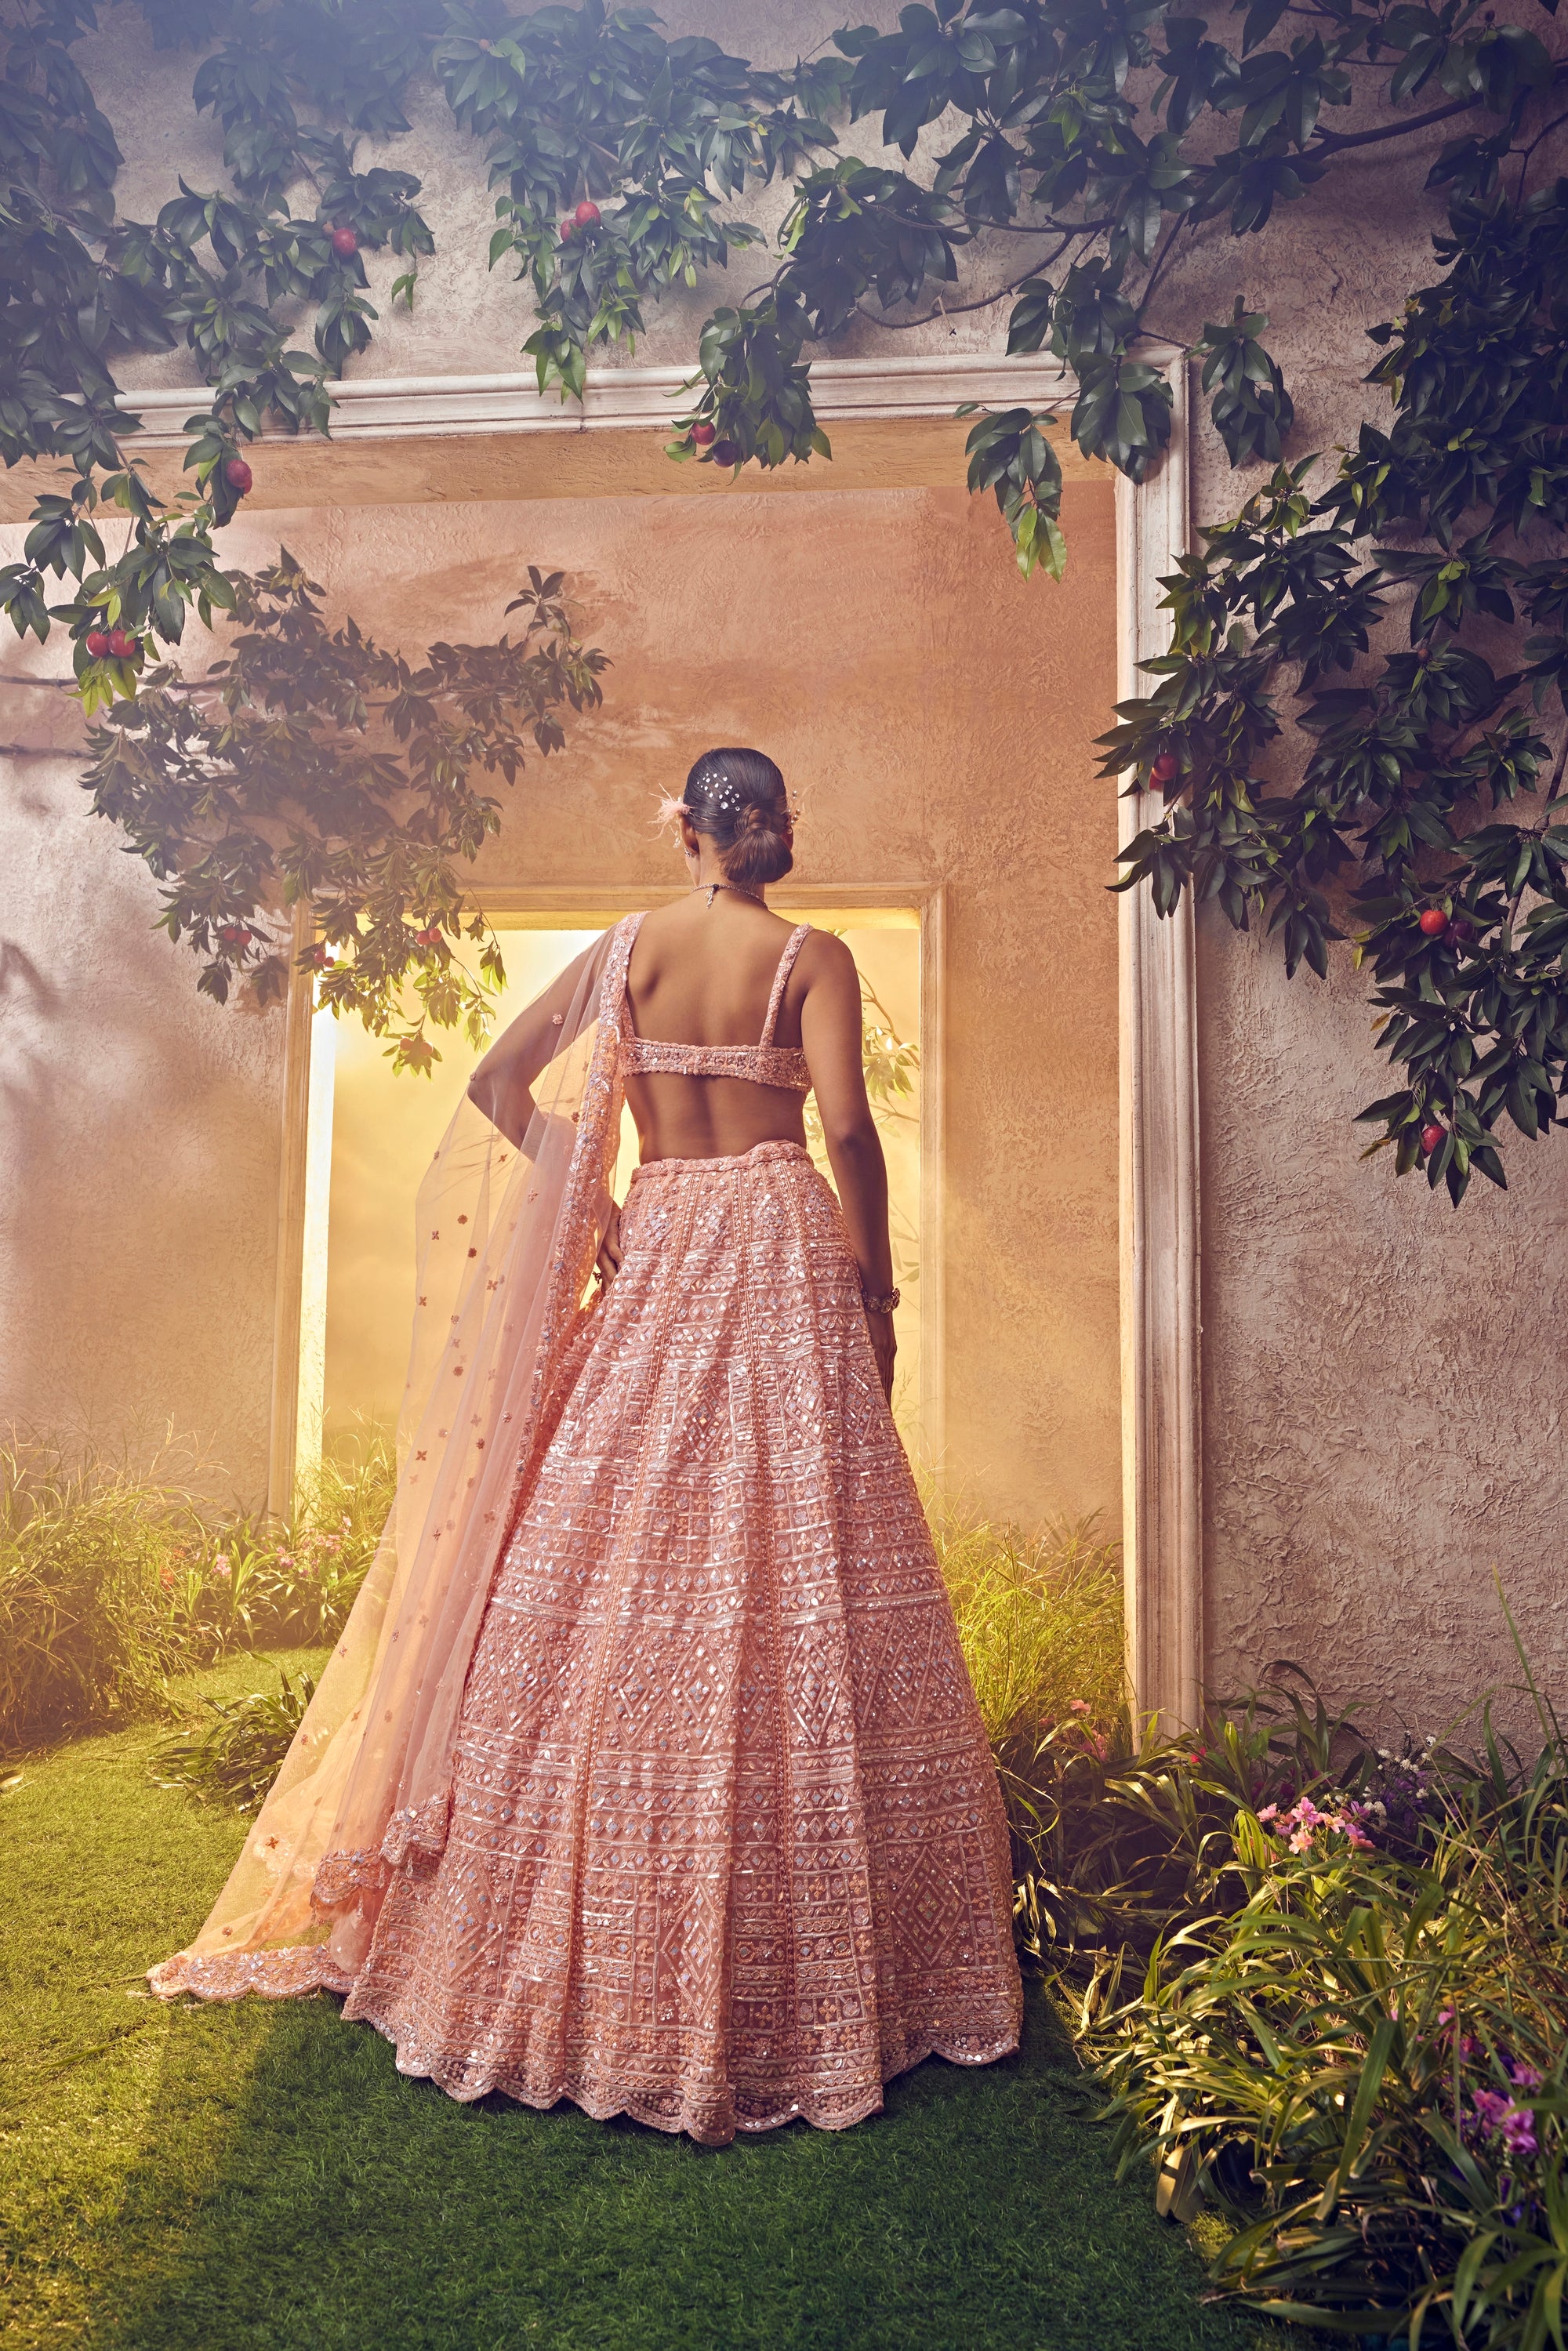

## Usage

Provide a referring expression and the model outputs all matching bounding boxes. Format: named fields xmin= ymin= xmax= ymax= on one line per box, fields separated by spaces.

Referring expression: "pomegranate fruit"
xmin=1421 ymin=1123 xmax=1445 ymax=1154
xmin=330 ymin=225 xmax=358 ymax=259
xmin=224 ymin=456 xmax=253 ymax=494
xmin=85 ymin=629 xmax=111 ymax=658
xmin=691 ymin=421 xmax=716 ymax=447
xmin=574 ymin=200 xmax=601 ymax=227
xmin=1150 ymin=750 xmax=1181 ymax=785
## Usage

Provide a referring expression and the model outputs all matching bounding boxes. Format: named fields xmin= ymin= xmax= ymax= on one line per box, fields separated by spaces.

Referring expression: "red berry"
xmin=1418 ymin=907 xmax=1450 ymax=938
xmin=218 ymin=922 xmax=251 ymax=946
xmin=107 ymin=627 xmax=137 ymax=658
xmin=1421 ymin=1123 xmax=1445 ymax=1154
xmin=85 ymin=629 xmax=111 ymax=658
xmin=573 ymin=200 xmax=601 ymax=227
xmin=709 ymin=437 xmax=739 ymax=466
xmin=224 ymin=456 xmax=253 ymax=495
xmin=1150 ymin=750 xmax=1181 ymax=785
xmin=330 ymin=225 xmax=358 ymax=259
xmin=560 ymin=218 xmax=575 ymax=241
xmin=691 ymin=421 xmax=717 ymax=447
xmin=1450 ymin=917 xmax=1474 ymax=944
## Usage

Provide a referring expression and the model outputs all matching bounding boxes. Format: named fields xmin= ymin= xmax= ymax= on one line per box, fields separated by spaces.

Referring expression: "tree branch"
xmin=853 ymin=255 xmax=1070 ymax=332
xmin=1306 ymin=60 xmax=1568 ymax=159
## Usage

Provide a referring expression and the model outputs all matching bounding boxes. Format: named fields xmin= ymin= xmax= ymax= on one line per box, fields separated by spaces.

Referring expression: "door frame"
xmin=257 ymin=346 xmax=1200 ymax=1732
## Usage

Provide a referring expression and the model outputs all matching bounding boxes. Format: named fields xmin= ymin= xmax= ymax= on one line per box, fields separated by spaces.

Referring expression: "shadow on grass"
xmin=89 ymin=1979 xmax=1287 ymax=2351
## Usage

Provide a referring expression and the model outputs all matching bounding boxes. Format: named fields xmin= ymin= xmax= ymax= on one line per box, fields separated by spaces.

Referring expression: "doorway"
xmin=298 ymin=902 xmax=929 ymax=1475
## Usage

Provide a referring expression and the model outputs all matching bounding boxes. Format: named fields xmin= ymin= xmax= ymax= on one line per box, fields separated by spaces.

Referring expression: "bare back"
xmin=622 ymin=894 xmax=817 ymax=1163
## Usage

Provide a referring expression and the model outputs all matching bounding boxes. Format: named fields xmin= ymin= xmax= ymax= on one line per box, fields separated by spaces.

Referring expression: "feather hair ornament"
xmin=655 ymin=793 xmax=692 ymax=826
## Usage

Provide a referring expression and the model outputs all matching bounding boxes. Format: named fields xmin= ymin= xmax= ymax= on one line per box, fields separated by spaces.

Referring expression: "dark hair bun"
xmin=683 ymin=746 xmax=793 ymax=887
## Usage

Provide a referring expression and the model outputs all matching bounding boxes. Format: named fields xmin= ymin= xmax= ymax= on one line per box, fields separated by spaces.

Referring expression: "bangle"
xmin=861 ymin=1285 xmax=900 ymax=1315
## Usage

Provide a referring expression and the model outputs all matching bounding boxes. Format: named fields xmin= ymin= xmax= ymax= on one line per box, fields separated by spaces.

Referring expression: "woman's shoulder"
xmin=795 ymin=924 xmax=854 ymax=978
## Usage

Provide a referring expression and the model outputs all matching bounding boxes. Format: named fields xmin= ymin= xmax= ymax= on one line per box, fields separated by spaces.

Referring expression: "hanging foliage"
xmin=1104 ymin=179 xmax=1568 ymax=1201
xmin=79 ymin=557 xmax=607 ymax=1069
xmin=0 ymin=0 xmax=1564 ymax=1151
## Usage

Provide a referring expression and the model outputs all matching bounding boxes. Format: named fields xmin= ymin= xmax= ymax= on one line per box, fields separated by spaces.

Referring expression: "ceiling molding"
xmin=117 ymin=351 xmax=1080 ymax=447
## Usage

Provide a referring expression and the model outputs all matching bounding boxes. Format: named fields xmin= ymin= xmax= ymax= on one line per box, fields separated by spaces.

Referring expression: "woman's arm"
xmin=466 ymin=939 xmax=601 ymax=1148
xmin=799 ymin=935 xmax=898 ymax=1402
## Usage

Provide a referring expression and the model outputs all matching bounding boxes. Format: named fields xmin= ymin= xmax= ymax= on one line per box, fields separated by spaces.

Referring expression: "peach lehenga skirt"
xmin=342 ymin=1139 xmax=1022 ymax=2143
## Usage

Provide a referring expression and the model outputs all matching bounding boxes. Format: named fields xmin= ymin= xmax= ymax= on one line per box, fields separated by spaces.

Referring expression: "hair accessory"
xmin=860 ymin=1284 xmax=901 ymax=1315
xmin=656 ymin=793 xmax=692 ymax=825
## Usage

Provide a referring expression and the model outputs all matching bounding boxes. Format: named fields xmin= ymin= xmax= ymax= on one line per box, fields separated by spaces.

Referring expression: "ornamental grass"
xmin=931 ymin=1504 xmax=1126 ymax=1747
xmin=149 ymin=1663 xmax=318 ymax=1813
xmin=0 ymin=1431 xmax=393 ymax=1752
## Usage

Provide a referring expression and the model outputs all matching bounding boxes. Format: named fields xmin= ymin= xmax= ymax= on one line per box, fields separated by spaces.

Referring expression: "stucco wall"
xmin=0 ymin=724 xmax=284 ymax=1497
xmin=1169 ymin=139 xmax=1568 ymax=1727
xmin=2 ymin=2 xmax=1563 ymax=1715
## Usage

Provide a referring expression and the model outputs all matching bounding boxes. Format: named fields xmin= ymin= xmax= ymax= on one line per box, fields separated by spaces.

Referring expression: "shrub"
xmin=0 ymin=1440 xmax=196 ymax=1748
xmin=0 ymin=1431 xmax=394 ymax=1751
xmin=932 ymin=1507 xmax=1125 ymax=1748
xmin=1012 ymin=1641 xmax=1568 ymax=2346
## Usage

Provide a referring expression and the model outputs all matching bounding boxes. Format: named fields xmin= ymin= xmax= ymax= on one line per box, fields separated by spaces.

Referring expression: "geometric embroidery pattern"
xmin=344 ymin=1137 xmax=1022 ymax=2143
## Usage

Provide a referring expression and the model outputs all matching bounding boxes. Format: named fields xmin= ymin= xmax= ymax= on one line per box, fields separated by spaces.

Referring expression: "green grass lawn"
xmin=2 ymin=1653 xmax=1300 ymax=2351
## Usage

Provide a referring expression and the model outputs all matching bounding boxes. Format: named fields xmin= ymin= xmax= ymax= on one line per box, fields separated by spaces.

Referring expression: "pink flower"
xmin=275 ymin=1552 xmax=294 ymax=1570
xmin=1508 ymin=2062 xmax=1544 ymax=2092
xmin=1069 ymin=1699 xmax=1089 ymax=1714
xmin=212 ymin=1555 xmax=231 ymax=1580
xmin=1257 ymin=1803 xmax=1279 ymax=1824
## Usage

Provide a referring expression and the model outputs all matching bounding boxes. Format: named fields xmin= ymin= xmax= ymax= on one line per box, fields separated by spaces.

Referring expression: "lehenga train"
xmin=152 ymin=916 xmax=1022 ymax=2144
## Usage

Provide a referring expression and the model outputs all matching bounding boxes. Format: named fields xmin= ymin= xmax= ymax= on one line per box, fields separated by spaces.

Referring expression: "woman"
xmin=153 ymin=748 xmax=1022 ymax=2144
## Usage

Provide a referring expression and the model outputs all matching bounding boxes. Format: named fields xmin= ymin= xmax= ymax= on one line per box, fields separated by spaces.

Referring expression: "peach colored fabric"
xmin=619 ymin=920 xmax=813 ymax=1092
xmin=150 ymin=927 xmax=626 ymax=1997
xmin=342 ymin=1137 xmax=1021 ymax=2141
xmin=152 ymin=915 xmax=1021 ymax=2139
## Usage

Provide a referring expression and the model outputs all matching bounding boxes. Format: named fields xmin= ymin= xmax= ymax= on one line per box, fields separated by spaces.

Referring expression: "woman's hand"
xmin=595 ymin=1202 xmax=623 ymax=1290
xmin=866 ymin=1307 xmax=895 ymax=1403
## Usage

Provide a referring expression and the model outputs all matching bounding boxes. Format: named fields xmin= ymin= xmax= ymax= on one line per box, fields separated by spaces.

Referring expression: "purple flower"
xmin=1469 ymin=2088 xmax=1539 ymax=2161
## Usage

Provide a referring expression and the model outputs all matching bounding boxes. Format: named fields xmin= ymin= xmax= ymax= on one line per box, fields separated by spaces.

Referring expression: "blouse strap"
xmin=616 ymin=909 xmax=651 ymax=1035
xmin=760 ymin=923 xmax=811 ymax=1046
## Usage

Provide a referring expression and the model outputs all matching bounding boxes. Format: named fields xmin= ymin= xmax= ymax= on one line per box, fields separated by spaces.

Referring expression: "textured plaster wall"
xmin=1169 ymin=135 xmax=1568 ymax=1726
xmin=0 ymin=721 xmax=284 ymax=1497
xmin=5 ymin=3 xmax=1563 ymax=1711
xmin=1 ymin=481 xmax=1120 ymax=1527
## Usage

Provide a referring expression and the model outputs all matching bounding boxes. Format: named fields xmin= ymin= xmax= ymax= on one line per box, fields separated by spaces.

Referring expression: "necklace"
xmin=693 ymin=880 xmax=765 ymax=908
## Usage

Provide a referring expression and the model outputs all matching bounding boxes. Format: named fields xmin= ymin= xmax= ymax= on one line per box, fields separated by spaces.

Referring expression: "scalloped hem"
xmin=348 ymin=1997 xmax=1022 ymax=2146
xmin=149 ymin=1946 xmax=355 ymax=2001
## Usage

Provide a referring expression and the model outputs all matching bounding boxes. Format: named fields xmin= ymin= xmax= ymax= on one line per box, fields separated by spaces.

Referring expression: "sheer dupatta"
xmin=151 ymin=916 xmax=639 ymax=1999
